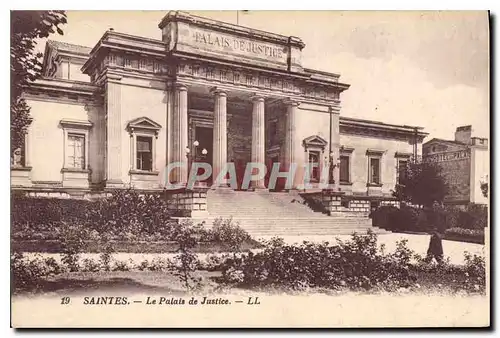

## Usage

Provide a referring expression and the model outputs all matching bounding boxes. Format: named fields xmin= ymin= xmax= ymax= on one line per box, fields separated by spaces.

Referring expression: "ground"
xmin=12 ymin=232 xmax=489 ymax=328
xmin=12 ymin=270 xmax=489 ymax=327
xmin=23 ymin=233 xmax=486 ymax=266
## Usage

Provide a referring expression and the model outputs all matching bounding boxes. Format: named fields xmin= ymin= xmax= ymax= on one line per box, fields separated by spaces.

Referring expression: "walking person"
xmin=425 ymin=229 xmax=444 ymax=263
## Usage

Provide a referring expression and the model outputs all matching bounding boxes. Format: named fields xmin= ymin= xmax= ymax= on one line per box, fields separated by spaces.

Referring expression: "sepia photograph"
xmin=9 ymin=9 xmax=490 ymax=328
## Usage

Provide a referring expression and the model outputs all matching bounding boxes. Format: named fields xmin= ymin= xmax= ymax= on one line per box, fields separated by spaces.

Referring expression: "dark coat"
xmin=427 ymin=232 xmax=444 ymax=257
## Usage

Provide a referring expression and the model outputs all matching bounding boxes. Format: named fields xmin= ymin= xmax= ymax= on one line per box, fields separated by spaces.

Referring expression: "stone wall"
xmin=347 ymin=200 xmax=371 ymax=213
xmin=165 ymin=188 xmax=208 ymax=217
xmin=380 ymin=200 xmax=400 ymax=208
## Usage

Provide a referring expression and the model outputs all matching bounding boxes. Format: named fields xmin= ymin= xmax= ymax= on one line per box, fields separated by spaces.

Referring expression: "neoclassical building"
xmin=11 ymin=11 xmax=428 ymax=220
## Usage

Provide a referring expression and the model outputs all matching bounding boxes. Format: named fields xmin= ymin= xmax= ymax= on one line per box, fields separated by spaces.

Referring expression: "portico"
xmin=151 ymin=10 xmax=348 ymax=191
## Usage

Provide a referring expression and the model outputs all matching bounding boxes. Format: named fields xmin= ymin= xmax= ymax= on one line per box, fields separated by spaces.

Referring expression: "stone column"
xmin=330 ymin=103 xmax=341 ymax=191
xmin=211 ymin=88 xmax=228 ymax=187
xmin=105 ymin=74 xmax=124 ymax=188
xmin=172 ymin=83 xmax=189 ymax=185
xmin=251 ymin=95 xmax=266 ymax=189
xmin=284 ymin=99 xmax=299 ymax=188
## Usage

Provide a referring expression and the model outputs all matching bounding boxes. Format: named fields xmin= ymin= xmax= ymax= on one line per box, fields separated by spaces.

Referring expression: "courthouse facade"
xmin=11 ymin=11 xmax=428 ymax=215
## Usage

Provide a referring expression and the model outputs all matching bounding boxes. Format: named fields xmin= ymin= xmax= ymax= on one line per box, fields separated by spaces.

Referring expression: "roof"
xmin=340 ymin=116 xmax=428 ymax=135
xmin=423 ymin=138 xmax=467 ymax=147
xmin=47 ymin=40 xmax=92 ymax=56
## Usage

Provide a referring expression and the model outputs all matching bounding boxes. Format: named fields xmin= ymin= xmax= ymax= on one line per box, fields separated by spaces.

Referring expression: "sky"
xmin=37 ymin=10 xmax=490 ymax=140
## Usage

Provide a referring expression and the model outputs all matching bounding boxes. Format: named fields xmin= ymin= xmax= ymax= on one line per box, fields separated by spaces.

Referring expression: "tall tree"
xmin=393 ymin=161 xmax=448 ymax=208
xmin=10 ymin=10 xmax=67 ymax=155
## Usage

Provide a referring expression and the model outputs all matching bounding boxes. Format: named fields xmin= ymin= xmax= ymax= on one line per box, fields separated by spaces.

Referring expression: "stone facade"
xmin=423 ymin=125 xmax=489 ymax=206
xmin=11 ymin=11 xmax=429 ymax=215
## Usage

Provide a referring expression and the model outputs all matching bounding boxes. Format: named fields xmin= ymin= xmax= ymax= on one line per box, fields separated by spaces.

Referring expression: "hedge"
xmin=371 ymin=204 xmax=488 ymax=233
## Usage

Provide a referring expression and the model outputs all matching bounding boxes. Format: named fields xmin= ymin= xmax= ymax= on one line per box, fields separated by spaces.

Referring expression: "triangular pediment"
xmin=127 ymin=117 xmax=162 ymax=131
xmin=303 ymin=135 xmax=328 ymax=149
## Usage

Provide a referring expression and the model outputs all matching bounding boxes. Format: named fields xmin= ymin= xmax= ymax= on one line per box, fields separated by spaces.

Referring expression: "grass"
xmin=13 ymin=268 xmax=485 ymax=297
xmin=11 ymin=239 xmax=263 ymax=253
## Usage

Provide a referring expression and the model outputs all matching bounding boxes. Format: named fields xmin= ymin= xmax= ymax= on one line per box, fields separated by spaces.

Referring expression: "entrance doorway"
xmin=194 ymin=126 xmax=213 ymax=184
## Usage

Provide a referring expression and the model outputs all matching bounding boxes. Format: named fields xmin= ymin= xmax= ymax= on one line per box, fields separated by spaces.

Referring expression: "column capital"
xmin=329 ymin=104 xmax=341 ymax=114
xmin=173 ymin=82 xmax=188 ymax=91
xmin=283 ymin=98 xmax=300 ymax=107
xmin=251 ymin=94 xmax=265 ymax=103
xmin=106 ymin=73 xmax=123 ymax=83
xmin=210 ymin=87 xmax=227 ymax=97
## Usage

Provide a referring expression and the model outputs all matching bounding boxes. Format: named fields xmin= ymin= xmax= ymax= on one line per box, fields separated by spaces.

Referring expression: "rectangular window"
xmin=339 ymin=155 xmax=350 ymax=183
xmin=398 ymin=160 xmax=408 ymax=183
xmin=67 ymin=133 xmax=85 ymax=169
xmin=136 ymin=136 xmax=153 ymax=171
xmin=308 ymin=151 xmax=320 ymax=182
xmin=369 ymin=157 xmax=381 ymax=184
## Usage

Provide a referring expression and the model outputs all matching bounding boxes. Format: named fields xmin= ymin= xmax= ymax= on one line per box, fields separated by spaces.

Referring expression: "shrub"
xmin=371 ymin=205 xmax=428 ymax=232
xmin=209 ymin=217 xmax=252 ymax=252
xmin=81 ymin=258 xmax=100 ymax=272
xmin=11 ymin=252 xmax=56 ymax=292
xmin=168 ymin=220 xmax=203 ymax=291
xmin=445 ymin=227 xmax=485 ymax=244
xmin=86 ymin=189 xmax=175 ymax=238
xmin=371 ymin=206 xmax=398 ymax=229
xmin=394 ymin=206 xmax=429 ymax=232
xmin=463 ymin=251 xmax=486 ymax=289
xmin=113 ymin=260 xmax=132 ymax=272
xmin=460 ymin=204 xmax=488 ymax=229
xmin=58 ymin=222 xmax=89 ymax=272
xmin=99 ymin=235 xmax=115 ymax=272
xmin=220 ymin=231 xmax=417 ymax=291
xmin=11 ymin=189 xmax=178 ymax=241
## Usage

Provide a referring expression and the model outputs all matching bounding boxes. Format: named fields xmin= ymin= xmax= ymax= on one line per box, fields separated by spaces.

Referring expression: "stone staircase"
xmin=189 ymin=189 xmax=391 ymax=237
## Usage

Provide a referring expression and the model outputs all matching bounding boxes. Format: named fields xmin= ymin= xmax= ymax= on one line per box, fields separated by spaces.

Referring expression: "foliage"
xmin=85 ymin=189 xmax=175 ymax=238
xmin=372 ymin=203 xmax=487 ymax=234
xmin=11 ymin=251 xmax=60 ymax=292
xmin=11 ymin=190 xmax=177 ymax=241
xmin=445 ymin=227 xmax=484 ymax=241
xmin=371 ymin=206 xmax=428 ymax=232
xmin=463 ymin=251 xmax=486 ymax=288
xmin=58 ymin=222 xmax=89 ymax=272
xmin=11 ymin=11 xmax=67 ymax=153
xmin=168 ymin=220 xmax=203 ymax=291
xmin=99 ymin=235 xmax=115 ymax=272
xmin=219 ymin=231 xmax=417 ymax=291
xmin=393 ymin=161 xmax=448 ymax=208
xmin=208 ymin=217 xmax=252 ymax=252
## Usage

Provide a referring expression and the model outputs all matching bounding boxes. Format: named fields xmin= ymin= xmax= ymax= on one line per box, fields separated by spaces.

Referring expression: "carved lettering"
xmin=193 ymin=30 xmax=285 ymax=60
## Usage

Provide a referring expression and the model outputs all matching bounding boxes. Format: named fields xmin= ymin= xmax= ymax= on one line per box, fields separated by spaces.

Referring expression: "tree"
xmin=10 ymin=11 xmax=67 ymax=155
xmin=393 ymin=161 xmax=448 ymax=209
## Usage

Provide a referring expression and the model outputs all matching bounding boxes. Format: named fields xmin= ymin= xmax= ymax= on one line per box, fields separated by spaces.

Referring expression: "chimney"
xmin=455 ymin=125 xmax=472 ymax=144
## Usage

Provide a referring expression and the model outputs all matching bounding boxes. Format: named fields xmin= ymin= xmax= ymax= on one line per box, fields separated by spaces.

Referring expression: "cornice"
xmin=82 ymin=31 xmax=167 ymax=75
xmin=340 ymin=117 xmax=428 ymax=139
xmin=159 ymin=11 xmax=305 ymax=49
xmin=23 ymin=78 xmax=102 ymax=104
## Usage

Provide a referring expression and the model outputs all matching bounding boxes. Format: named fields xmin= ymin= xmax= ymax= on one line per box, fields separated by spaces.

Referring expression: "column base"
xmin=105 ymin=180 xmax=125 ymax=189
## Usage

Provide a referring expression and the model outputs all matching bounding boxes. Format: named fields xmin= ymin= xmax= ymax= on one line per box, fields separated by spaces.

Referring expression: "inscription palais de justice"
xmin=193 ymin=31 xmax=286 ymax=59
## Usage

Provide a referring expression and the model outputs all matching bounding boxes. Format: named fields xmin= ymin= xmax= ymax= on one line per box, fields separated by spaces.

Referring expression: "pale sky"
xmin=37 ymin=10 xmax=490 ymax=140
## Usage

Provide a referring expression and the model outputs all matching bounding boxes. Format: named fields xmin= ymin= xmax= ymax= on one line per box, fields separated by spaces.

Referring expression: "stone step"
xmin=201 ymin=190 xmax=383 ymax=237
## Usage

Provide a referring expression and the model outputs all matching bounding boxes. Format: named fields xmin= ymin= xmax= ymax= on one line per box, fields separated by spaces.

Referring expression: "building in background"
xmin=423 ymin=125 xmax=489 ymax=206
